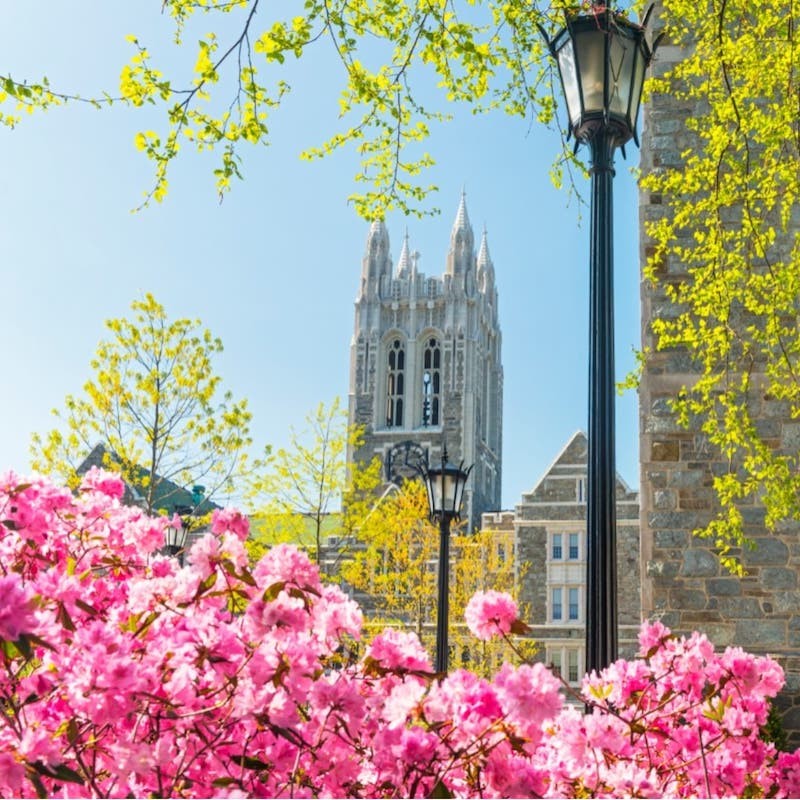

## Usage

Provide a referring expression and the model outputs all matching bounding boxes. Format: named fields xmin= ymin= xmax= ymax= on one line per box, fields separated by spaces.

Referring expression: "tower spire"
xmin=446 ymin=189 xmax=475 ymax=278
xmin=397 ymin=228 xmax=412 ymax=278
xmin=477 ymin=225 xmax=495 ymax=293
xmin=361 ymin=219 xmax=392 ymax=296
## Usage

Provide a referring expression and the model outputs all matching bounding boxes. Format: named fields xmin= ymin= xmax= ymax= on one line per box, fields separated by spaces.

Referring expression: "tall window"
xmin=385 ymin=338 xmax=405 ymax=427
xmin=552 ymin=588 xmax=563 ymax=621
xmin=547 ymin=646 xmax=583 ymax=685
xmin=551 ymin=585 xmax=581 ymax=623
xmin=422 ymin=337 xmax=441 ymax=426
xmin=569 ymin=533 xmax=580 ymax=560
xmin=568 ymin=649 xmax=580 ymax=683
xmin=552 ymin=533 xmax=563 ymax=560
xmin=568 ymin=587 xmax=579 ymax=620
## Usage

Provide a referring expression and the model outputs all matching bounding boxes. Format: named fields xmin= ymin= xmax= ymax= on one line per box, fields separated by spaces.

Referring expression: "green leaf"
xmin=132 ymin=611 xmax=159 ymax=638
xmin=30 ymin=761 xmax=85 ymax=785
xmin=197 ymin=571 xmax=218 ymax=597
xmin=262 ymin=580 xmax=285 ymax=602
xmin=230 ymin=754 xmax=271 ymax=771
xmin=74 ymin=599 xmax=100 ymax=617
xmin=429 ymin=779 xmax=453 ymax=798
xmin=509 ymin=619 xmax=532 ymax=635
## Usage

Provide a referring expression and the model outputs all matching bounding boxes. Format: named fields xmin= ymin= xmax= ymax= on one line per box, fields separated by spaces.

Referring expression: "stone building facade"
xmin=347 ymin=194 xmax=503 ymax=529
xmin=639 ymin=6 xmax=800 ymax=737
xmin=484 ymin=432 xmax=640 ymax=685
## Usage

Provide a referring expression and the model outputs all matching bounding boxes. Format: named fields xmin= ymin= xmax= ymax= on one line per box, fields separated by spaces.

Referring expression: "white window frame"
xmin=546 ymin=644 xmax=584 ymax=687
xmin=551 ymin=587 xmax=563 ymax=621
xmin=568 ymin=532 xmax=580 ymax=560
xmin=549 ymin=584 xmax=582 ymax=624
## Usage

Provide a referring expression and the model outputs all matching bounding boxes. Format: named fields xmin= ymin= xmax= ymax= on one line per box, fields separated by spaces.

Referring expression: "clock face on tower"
xmin=385 ymin=441 xmax=428 ymax=485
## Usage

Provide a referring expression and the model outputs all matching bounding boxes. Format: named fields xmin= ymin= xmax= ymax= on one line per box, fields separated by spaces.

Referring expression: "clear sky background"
xmin=0 ymin=3 xmax=642 ymax=509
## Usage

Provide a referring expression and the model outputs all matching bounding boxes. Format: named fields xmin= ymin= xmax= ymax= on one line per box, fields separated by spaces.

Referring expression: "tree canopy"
xmin=31 ymin=293 xmax=256 ymax=514
xmin=8 ymin=0 xmax=800 ymax=552
xmin=0 ymin=0 xmax=562 ymax=216
xmin=641 ymin=0 xmax=800 ymax=560
xmin=340 ymin=479 xmax=534 ymax=675
xmin=248 ymin=398 xmax=382 ymax=567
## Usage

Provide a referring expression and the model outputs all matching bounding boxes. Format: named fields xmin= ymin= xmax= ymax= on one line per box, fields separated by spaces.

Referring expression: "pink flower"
xmin=252 ymin=543 xmax=321 ymax=592
xmin=366 ymin=629 xmax=431 ymax=672
xmin=212 ymin=508 xmax=250 ymax=541
xmin=637 ymin=618 xmax=672 ymax=656
xmin=494 ymin=662 xmax=562 ymax=740
xmin=464 ymin=589 xmax=519 ymax=640
xmin=2 ymin=469 xmax=800 ymax=799
xmin=0 ymin=750 xmax=25 ymax=795
xmin=0 ymin=573 xmax=37 ymax=641
xmin=382 ymin=681 xmax=426 ymax=727
xmin=80 ymin=466 xmax=125 ymax=499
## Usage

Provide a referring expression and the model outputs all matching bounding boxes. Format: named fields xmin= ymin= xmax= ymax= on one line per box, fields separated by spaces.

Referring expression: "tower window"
xmin=385 ymin=338 xmax=405 ymax=427
xmin=422 ymin=337 xmax=441 ymax=426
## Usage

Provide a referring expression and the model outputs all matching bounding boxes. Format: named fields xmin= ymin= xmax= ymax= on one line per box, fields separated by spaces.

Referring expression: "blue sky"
xmin=0 ymin=3 xmax=641 ymax=509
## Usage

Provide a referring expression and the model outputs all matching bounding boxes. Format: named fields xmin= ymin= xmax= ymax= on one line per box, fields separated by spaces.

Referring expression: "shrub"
xmin=1 ymin=469 xmax=799 ymax=797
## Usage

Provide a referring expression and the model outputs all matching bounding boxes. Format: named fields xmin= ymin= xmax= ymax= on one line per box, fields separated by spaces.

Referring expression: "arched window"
xmin=385 ymin=338 xmax=405 ymax=427
xmin=422 ymin=337 xmax=441 ymax=426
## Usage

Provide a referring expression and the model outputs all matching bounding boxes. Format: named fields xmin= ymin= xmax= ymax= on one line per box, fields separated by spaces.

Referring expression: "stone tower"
xmin=639 ymin=6 xmax=800 ymax=739
xmin=347 ymin=194 xmax=503 ymax=529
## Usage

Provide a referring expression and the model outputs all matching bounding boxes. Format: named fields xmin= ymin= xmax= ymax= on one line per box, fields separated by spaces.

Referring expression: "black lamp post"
xmin=419 ymin=448 xmax=472 ymax=674
xmin=165 ymin=521 xmax=189 ymax=566
xmin=542 ymin=4 xmax=653 ymax=674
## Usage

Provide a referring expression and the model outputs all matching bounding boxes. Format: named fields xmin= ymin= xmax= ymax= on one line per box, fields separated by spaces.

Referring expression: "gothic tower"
xmin=347 ymin=193 xmax=503 ymax=529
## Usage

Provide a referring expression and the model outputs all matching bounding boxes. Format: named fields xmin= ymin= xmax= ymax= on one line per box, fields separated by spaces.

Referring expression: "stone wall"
xmin=638 ymin=7 xmax=800 ymax=743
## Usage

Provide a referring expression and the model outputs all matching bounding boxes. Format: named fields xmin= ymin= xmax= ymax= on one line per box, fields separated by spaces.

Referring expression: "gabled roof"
xmin=525 ymin=431 xmax=635 ymax=502
xmin=77 ymin=443 xmax=220 ymax=515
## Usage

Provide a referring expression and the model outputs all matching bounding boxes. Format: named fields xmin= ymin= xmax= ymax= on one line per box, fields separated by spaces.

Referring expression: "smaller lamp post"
xmin=165 ymin=522 xmax=189 ymax=566
xmin=419 ymin=448 xmax=472 ymax=674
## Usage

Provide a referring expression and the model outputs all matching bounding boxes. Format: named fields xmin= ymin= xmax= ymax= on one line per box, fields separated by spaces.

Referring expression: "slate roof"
xmin=77 ymin=443 xmax=220 ymax=516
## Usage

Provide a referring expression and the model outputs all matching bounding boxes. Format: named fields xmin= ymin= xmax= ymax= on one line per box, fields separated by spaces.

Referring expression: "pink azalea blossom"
xmin=0 ymin=470 xmax=798 ymax=799
xmin=366 ymin=628 xmax=431 ymax=672
xmin=79 ymin=466 xmax=125 ymax=499
xmin=212 ymin=507 xmax=250 ymax=541
xmin=464 ymin=589 xmax=519 ymax=640
xmin=0 ymin=572 xmax=37 ymax=641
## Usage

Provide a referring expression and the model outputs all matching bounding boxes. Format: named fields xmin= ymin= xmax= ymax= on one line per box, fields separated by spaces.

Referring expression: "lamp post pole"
xmin=542 ymin=4 xmax=654 ymax=674
xmin=586 ymin=130 xmax=618 ymax=671
xmin=435 ymin=513 xmax=452 ymax=675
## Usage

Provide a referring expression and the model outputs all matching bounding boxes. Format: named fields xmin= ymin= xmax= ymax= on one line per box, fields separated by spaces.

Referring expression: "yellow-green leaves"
xmin=0 ymin=1 xmax=561 ymax=214
xmin=31 ymin=293 xmax=257 ymax=513
xmin=643 ymin=0 xmax=800 ymax=559
xmin=249 ymin=399 xmax=378 ymax=570
xmin=341 ymin=480 xmax=534 ymax=675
